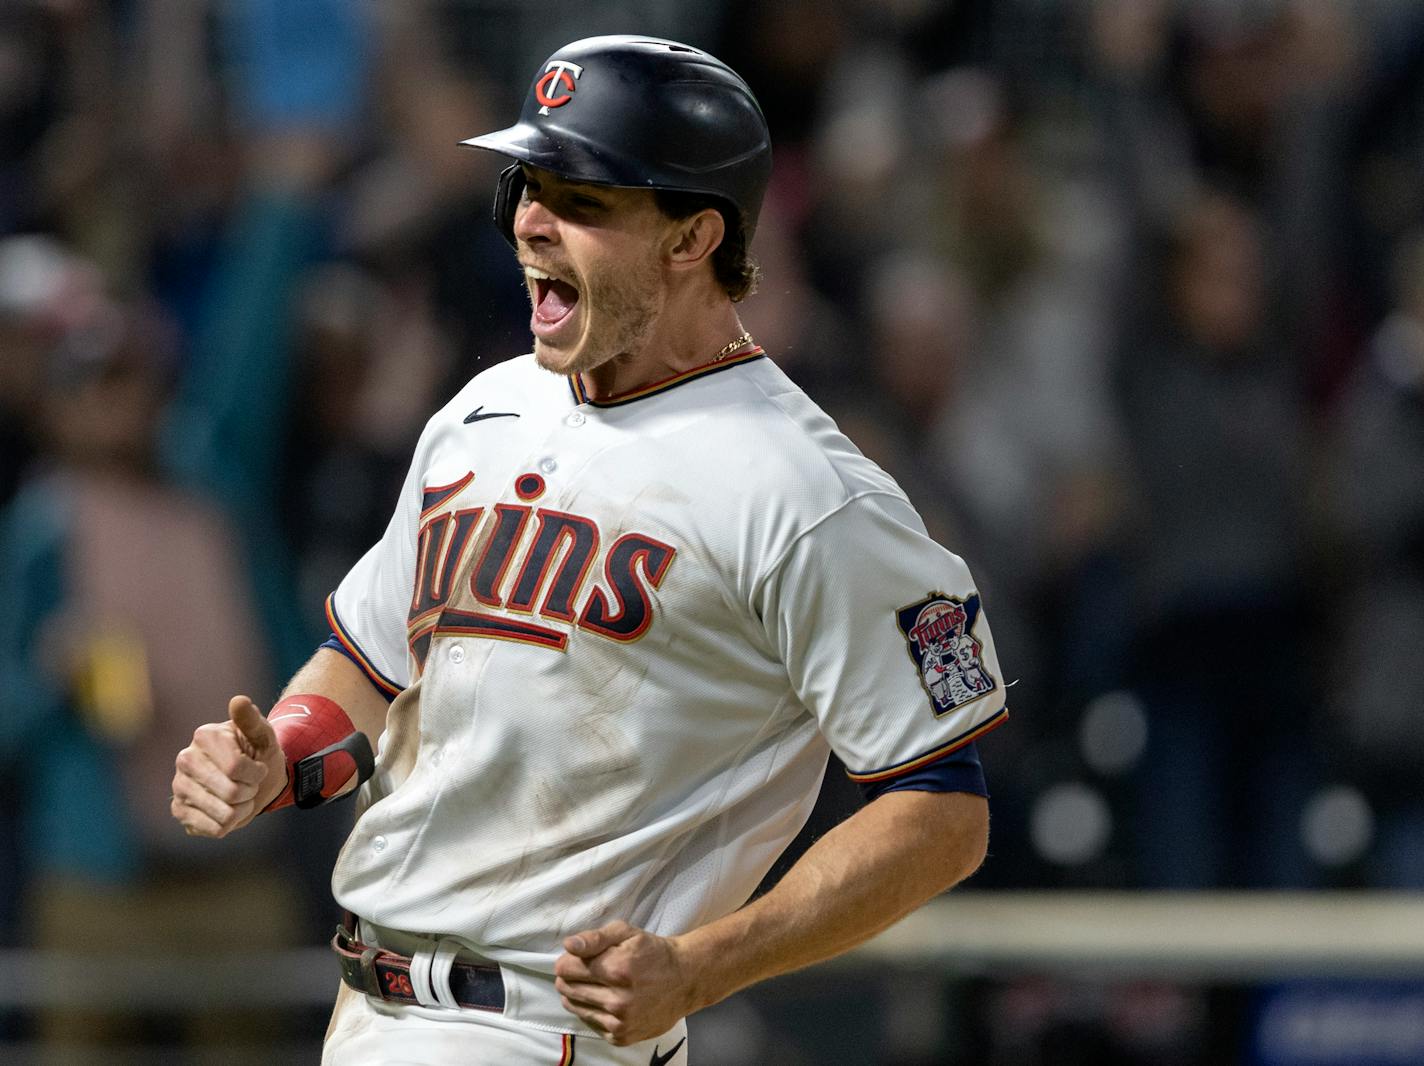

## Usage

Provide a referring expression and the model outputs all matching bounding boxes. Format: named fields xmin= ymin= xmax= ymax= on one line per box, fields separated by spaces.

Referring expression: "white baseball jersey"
xmin=326 ymin=348 xmax=1007 ymax=1033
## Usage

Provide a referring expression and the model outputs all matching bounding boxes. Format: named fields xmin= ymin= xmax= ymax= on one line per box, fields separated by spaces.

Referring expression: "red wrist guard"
xmin=261 ymin=694 xmax=375 ymax=812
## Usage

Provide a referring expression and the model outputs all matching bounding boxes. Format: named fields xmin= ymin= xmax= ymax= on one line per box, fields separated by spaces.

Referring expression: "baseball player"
xmin=171 ymin=36 xmax=1007 ymax=1065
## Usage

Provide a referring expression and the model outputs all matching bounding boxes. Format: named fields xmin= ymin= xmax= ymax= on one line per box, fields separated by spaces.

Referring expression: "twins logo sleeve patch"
xmin=896 ymin=592 xmax=997 ymax=717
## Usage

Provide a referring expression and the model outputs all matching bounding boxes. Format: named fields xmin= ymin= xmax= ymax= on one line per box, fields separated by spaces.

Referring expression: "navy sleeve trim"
xmin=856 ymin=741 xmax=988 ymax=802
xmin=323 ymin=594 xmax=403 ymax=701
xmin=317 ymin=634 xmax=396 ymax=705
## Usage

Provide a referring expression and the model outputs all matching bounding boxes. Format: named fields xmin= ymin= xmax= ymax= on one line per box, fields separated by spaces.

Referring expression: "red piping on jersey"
xmin=557 ymin=1033 xmax=575 ymax=1065
xmin=845 ymin=707 xmax=1009 ymax=783
xmin=326 ymin=593 xmax=404 ymax=698
xmin=567 ymin=347 xmax=765 ymax=407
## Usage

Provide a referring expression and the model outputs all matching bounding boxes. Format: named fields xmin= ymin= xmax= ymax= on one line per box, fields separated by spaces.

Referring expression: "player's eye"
xmin=571 ymin=194 xmax=603 ymax=211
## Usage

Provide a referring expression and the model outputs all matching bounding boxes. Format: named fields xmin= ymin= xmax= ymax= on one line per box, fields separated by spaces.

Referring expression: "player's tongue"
xmin=534 ymin=277 xmax=579 ymax=328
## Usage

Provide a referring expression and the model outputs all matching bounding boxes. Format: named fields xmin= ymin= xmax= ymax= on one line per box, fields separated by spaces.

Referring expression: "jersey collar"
xmin=567 ymin=347 xmax=765 ymax=408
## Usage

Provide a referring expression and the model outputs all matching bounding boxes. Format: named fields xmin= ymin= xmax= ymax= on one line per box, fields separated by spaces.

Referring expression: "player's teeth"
xmin=526 ymin=267 xmax=553 ymax=280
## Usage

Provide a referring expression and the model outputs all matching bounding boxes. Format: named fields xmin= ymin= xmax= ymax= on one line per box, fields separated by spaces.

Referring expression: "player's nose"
xmin=513 ymin=197 xmax=558 ymax=245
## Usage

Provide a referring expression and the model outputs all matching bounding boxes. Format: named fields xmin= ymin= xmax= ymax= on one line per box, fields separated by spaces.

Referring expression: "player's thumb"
xmin=564 ymin=921 xmax=637 ymax=957
xmin=228 ymin=695 xmax=275 ymax=750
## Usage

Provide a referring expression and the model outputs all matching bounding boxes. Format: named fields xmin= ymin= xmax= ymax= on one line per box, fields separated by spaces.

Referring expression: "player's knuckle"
xmin=212 ymin=776 xmax=244 ymax=803
xmin=212 ymin=751 xmax=244 ymax=778
xmin=193 ymin=722 xmax=224 ymax=744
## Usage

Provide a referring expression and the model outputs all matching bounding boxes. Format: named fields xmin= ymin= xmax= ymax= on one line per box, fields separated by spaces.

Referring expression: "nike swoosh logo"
xmin=268 ymin=703 xmax=311 ymax=723
xmin=464 ymin=406 xmax=520 ymax=423
xmin=649 ymin=1036 xmax=686 ymax=1066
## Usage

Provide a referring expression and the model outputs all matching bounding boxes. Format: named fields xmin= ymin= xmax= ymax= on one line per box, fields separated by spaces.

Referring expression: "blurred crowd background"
xmin=1 ymin=0 xmax=1422 ymax=1062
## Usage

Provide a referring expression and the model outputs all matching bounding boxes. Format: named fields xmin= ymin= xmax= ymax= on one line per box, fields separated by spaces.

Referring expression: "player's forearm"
xmin=673 ymin=790 xmax=988 ymax=1014
xmin=281 ymin=646 xmax=391 ymax=746
xmin=251 ymin=647 xmax=390 ymax=810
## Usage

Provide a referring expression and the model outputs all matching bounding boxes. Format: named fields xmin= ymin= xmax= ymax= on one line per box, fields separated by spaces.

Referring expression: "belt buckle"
xmin=359 ymin=946 xmax=384 ymax=997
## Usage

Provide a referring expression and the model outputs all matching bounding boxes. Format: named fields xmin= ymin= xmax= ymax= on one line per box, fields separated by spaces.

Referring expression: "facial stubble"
xmin=530 ymin=249 xmax=663 ymax=379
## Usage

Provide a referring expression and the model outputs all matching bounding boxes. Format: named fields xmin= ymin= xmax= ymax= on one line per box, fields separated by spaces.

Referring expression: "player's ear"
xmin=665 ymin=208 xmax=725 ymax=272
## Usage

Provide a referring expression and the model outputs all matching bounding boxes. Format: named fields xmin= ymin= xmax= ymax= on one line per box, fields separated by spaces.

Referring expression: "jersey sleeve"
xmin=326 ymin=436 xmax=433 ymax=699
xmin=754 ymin=491 xmax=1008 ymax=787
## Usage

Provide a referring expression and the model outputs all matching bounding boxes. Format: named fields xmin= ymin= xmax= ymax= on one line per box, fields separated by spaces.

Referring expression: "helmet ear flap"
xmin=493 ymin=165 xmax=525 ymax=249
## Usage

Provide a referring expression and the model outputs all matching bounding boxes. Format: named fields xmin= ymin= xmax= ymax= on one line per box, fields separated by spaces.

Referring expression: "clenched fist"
xmin=554 ymin=921 xmax=697 ymax=1046
xmin=171 ymin=695 xmax=287 ymax=837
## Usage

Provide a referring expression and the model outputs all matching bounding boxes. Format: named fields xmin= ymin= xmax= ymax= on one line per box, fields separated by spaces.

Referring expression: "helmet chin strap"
xmin=494 ymin=164 xmax=525 ymax=249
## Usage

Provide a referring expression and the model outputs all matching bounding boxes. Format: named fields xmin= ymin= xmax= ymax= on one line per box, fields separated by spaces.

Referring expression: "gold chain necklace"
xmin=712 ymin=331 xmax=755 ymax=362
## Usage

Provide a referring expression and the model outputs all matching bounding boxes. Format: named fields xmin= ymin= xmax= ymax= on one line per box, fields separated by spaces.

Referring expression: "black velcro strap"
xmin=331 ymin=925 xmax=505 ymax=1012
xmin=293 ymin=732 xmax=375 ymax=809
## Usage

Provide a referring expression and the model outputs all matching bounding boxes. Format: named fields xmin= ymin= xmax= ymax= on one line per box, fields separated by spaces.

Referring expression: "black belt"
xmin=332 ymin=914 xmax=506 ymax=1012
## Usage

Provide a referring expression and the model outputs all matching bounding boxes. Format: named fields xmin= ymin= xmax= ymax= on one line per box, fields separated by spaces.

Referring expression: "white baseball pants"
xmin=322 ymin=982 xmax=690 ymax=1066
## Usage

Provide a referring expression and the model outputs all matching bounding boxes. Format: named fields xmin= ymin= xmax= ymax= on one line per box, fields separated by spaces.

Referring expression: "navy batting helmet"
xmin=459 ymin=36 xmax=772 ymax=249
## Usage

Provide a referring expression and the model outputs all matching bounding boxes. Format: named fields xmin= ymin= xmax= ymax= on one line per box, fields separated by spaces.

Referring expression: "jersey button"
xmin=449 ymin=644 xmax=465 ymax=664
xmin=372 ymin=835 xmax=387 ymax=853
xmin=539 ymin=457 xmax=558 ymax=474
xmin=565 ymin=411 xmax=586 ymax=427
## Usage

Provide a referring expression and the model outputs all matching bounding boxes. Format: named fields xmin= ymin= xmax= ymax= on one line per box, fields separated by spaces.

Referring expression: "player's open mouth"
xmin=527 ymin=266 xmax=580 ymax=338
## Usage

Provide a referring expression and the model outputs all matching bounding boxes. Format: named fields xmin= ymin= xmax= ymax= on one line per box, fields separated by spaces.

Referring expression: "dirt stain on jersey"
xmin=532 ymin=709 xmax=642 ymax=837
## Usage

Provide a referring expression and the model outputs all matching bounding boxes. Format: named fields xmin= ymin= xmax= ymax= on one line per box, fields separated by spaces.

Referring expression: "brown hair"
xmin=652 ymin=190 xmax=760 ymax=302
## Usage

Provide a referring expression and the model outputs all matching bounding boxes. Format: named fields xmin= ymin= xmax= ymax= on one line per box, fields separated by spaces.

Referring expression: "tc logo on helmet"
xmin=535 ymin=60 xmax=584 ymax=115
